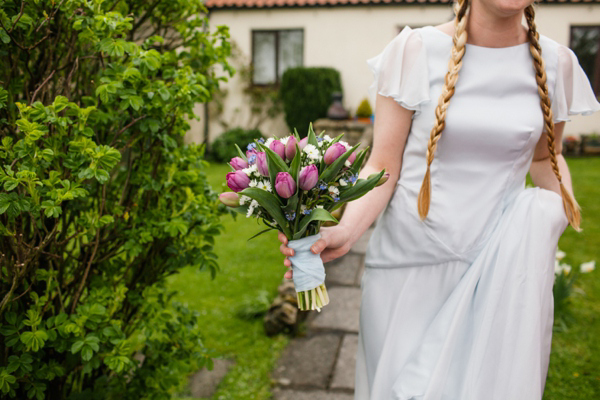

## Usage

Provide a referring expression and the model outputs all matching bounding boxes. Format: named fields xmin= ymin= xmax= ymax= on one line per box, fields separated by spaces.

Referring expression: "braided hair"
xmin=416 ymin=0 xmax=582 ymax=232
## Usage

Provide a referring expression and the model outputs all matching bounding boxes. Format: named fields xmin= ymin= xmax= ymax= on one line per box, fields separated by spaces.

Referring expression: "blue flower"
xmin=248 ymin=154 xmax=257 ymax=164
xmin=285 ymin=211 xmax=296 ymax=221
xmin=318 ymin=181 xmax=328 ymax=190
xmin=349 ymin=174 xmax=358 ymax=184
xmin=247 ymin=142 xmax=257 ymax=150
xmin=317 ymin=137 xmax=324 ymax=142
xmin=302 ymin=209 xmax=312 ymax=215
xmin=257 ymin=138 xmax=265 ymax=144
xmin=333 ymin=196 xmax=340 ymax=202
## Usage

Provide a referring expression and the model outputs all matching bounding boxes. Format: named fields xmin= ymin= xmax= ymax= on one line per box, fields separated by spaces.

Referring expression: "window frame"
xmin=569 ymin=24 xmax=600 ymax=97
xmin=250 ymin=28 xmax=304 ymax=88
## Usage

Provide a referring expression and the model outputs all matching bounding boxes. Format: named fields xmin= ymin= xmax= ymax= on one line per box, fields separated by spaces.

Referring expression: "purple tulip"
xmin=230 ymin=157 xmax=248 ymax=170
xmin=298 ymin=137 xmax=308 ymax=150
xmin=285 ymin=136 xmax=298 ymax=161
xmin=298 ymin=165 xmax=319 ymax=191
xmin=219 ymin=192 xmax=240 ymax=207
xmin=324 ymin=143 xmax=347 ymax=165
xmin=256 ymin=151 xmax=269 ymax=176
xmin=376 ymin=172 xmax=390 ymax=187
xmin=275 ymin=172 xmax=296 ymax=199
xmin=270 ymin=139 xmax=286 ymax=161
xmin=226 ymin=171 xmax=250 ymax=192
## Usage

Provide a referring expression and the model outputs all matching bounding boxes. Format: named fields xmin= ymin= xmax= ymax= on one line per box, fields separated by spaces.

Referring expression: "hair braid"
xmin=417 ymin=0 xmax=470 ymax=220
xmin=525 ymin=4 xmax=582 ymax=232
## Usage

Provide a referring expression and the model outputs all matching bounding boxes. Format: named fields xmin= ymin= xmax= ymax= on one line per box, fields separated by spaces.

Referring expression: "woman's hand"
xmin=278 ymin=225 xmax=353 ymax=279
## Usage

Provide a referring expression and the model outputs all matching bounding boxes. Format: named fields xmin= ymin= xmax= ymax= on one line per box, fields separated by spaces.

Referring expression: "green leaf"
xmin=337 ymin=169 xmax=386 ymax=203
xmin=288 ymin=143 xmax=302 ymax=182
xmin=306 ymin=122 xmax=318 ymax=147
xmin=234 ymin=143 xmax=247 ymax=161
xmin=293 ymin=208 xmax=338 ymax=240
xmin=247 ymin=228 xmax=273 ymax=241
xmin=239 ymin=187 xmax=291 ymax=238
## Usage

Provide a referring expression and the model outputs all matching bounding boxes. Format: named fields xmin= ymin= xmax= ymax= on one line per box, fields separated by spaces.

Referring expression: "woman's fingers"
xmin=278 ymin=231 xmax=288 ymax=244
xmin=280 ymin=242 xmax=294 ymax=257
xmin=284 ymin=269 xmax=293 ymax=279
xmin=310 ymin=237 xmax=327 ymax=254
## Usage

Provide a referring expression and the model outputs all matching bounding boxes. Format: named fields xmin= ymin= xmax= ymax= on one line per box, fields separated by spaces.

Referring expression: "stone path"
xmin=272 ymin=227 xmax=374 ymax=400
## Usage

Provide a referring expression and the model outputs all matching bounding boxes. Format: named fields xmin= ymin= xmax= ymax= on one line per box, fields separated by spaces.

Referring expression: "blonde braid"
xmin=525 ymin=4 xmax=582 ymax=232
xmin=417 ymin=0 xmax=470 ymax=220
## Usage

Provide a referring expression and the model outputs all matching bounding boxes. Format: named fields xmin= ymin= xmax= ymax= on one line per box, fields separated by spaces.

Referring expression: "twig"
xmin=30 ymin=70 xmax=55 ymax=104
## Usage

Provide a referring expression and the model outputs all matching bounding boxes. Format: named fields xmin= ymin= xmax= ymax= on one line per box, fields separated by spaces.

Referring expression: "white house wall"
xmin=186 ymin=4 xmax=600 ymax=145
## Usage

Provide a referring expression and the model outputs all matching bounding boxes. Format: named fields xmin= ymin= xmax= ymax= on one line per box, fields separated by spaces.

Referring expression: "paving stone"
xmin=273 ymin=388 xmax=354 ymax=400
xmin=188 ymin=358 xmax=234 ymax=398
xmin=331 ymin=334 xmax=358 ymax=390
xmin=350 ymin=228 xmax=374 ymax=254
xmin=311 ymin=287 xmax=361 ymax=332
xmin=325 ymin=253 xmax=363 ymax=286
xmin=355 ymin=262 xmax=365 ymax=287
xmin=273 ymin=333 xmax=341 ymax=389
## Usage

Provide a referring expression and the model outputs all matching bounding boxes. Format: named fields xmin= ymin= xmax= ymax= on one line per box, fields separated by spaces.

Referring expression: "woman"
xmin=278 ymin=0 xmax=600 ymax=398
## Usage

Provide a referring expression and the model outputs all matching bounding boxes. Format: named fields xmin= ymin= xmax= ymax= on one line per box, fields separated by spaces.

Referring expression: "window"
xmin=251 ymin=29 xmax=303 ymax=86
xmin=570 ymin=25 xmax=600 ymax=96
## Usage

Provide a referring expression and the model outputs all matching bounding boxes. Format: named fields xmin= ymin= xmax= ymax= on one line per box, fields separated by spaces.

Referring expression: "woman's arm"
xmin=336 ymin=93 xmax=414 ymax=248
xmin=529 ymin=121 xmax=575 ymax=197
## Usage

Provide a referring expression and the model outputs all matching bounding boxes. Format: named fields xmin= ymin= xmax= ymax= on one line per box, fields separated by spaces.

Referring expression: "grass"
xmin=541 ymin=157 xmax=600 ymax=399
xmin=166 ymin=162 xmax=289 ymax=400
xmin=167 ymin=158 xmax=599 ymax=399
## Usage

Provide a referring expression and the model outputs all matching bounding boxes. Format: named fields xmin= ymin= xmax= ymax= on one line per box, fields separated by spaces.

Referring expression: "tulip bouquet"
xmin=219 ymin=124 xmax=387 ymax=311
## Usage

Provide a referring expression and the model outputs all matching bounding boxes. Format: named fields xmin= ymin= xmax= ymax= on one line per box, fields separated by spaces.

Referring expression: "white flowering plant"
xmin=553 ymin=247 xmax=596 ymax=331
xmin=219 ymin=123 xmax=388 ymax=311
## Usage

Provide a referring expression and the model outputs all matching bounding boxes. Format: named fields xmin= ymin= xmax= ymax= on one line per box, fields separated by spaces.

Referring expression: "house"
xmin=185 ymin=0 xmax=600 ymax=146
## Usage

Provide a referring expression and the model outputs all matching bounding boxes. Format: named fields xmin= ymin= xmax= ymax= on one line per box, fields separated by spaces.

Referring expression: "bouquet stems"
xmin=296 ymin=283 xmax=330 ymax=312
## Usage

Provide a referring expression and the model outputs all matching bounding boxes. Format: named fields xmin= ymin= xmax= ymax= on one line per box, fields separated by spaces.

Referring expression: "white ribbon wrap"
xmin=287 ymin=233 xmax=326 ymax=292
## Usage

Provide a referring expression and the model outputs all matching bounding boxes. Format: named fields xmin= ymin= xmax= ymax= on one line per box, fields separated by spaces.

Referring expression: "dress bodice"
xmin=364 ymin=25 xmax=600 ymax=268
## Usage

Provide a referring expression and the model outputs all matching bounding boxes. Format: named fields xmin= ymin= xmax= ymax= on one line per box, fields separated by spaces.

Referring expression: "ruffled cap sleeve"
xmin=551 ymin=44 xmax=600 ymax=123
xmin=366 ymin=26 xmax=430 ymax=116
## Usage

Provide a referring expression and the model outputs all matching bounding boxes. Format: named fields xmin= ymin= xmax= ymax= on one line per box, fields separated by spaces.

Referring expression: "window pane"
xmin=253 ymin=32 xmax=276 ymax=85
xmin=571 ymin=26 xmax=600 ymax=94
xmin=278 ymin=30 xmax=303 ymax=80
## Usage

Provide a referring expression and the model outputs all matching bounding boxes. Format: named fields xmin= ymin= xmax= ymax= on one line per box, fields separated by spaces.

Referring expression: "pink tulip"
xmin=348 ymin=151 xmax=356 ymax=164
xmin=219 ymin=192 xmax=240 ymax=207
xmin=298 ymin=165 xmax=319 ymax=191
xmin=226 ymin=171 xmax=250 ymax=192
xmin=285 ymin=136 xmax=298 ymax=161
xmin=270 ymin=139 xmax=286 ymax=161
xmin=324 ymin=143 xmax=346 ymax=165
xmin=256 ymin=151 xmax=269 ymax=176
xmin=275 ymin=172 xmax=296 ymax=199
xmin=230 ymin=157 xmax=248 ymax=170
xmin=298 ymin=137 xmax=308 ymax=150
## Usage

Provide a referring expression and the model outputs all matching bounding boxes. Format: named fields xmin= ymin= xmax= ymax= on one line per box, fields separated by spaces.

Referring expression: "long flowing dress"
xmin=355 ymin=25 xmax=600 ymax=400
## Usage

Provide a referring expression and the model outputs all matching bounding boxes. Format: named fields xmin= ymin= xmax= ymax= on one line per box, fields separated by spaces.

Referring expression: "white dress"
xmin=355 ymin=25 xmax=600 ymax=400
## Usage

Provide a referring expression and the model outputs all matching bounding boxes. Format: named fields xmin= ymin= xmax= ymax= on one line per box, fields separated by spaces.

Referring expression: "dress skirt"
xmin=354 ymin=187 xmax=570 ymax=400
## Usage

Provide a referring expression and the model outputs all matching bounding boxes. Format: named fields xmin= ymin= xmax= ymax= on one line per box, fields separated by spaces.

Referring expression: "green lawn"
xmin=167 ymin=158 xmax=599 ymax=399
xmin=166 ymin=163 xmax=289 ymax=399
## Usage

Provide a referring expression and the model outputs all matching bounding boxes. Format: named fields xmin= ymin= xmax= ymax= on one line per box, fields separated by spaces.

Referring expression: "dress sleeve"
xmin=366 ymin=26 xmax=430 ymax=116
xmin=551 ymin=44 xmax=600 ymax=123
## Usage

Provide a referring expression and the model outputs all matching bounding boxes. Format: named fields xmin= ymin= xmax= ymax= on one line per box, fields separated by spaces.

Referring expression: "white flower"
xmin=303 ymin=144 xmax=320 ymax=160
xmin=242 ymin=164 xmax=258 ymax=177
xmin=556 ymin=249 xmax=566 ymax=260
xmin=265 ymin=137 xmax=275 ymax=148
xmin=328 ymin=185 xmax=339 ymax=196
xmin=279 ymin=136 xmax=289 ymax=146
xmin=563 ymin=264 xmax=572 ymax=274
xmin=339 ymin=140 xmax=351 ymax=150
xmin=344 ymin=160 xmax=352 ymax=168
xmin=554 ymin=260 xmax=572 ymax=275
xmin=248 ymin=179 xmax=258 ymax=188
xmin=580 ymin=261 xmax=596 ymax=273
xmin=339 ymin=178 xmax=348 ymax=186
xmin=316 ymin=205 xmax=324 ymax=209
xmin=257 ymin=180 xmax=272 ymax=192
xmin=246 ymin=199 xmax=259 ymax=218
xmin=317 ymin=140 xmax=325 ymax=148
xmin=239 ymin=195 xmax=251 ymax=206
xmin=300 ymin=204 xmax=307 ymax=213
xmin=323 ymin=135 xmax=333 ymax=142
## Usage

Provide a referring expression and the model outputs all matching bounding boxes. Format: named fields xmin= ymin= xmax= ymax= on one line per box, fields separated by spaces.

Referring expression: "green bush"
xmin=0 ymin=0 xmax=234 ymax=398
xmin=209 ymin=127 xmax=265 ymax=163
xmin=279 ymin=67 xmax=342 ymax=138
xmin=355 ymin=98 xmax=373 ymax=118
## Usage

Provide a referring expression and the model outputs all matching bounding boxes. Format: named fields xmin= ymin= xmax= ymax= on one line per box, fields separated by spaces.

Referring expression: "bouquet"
xmin=219 ymin=123 xmax=387 ymax=311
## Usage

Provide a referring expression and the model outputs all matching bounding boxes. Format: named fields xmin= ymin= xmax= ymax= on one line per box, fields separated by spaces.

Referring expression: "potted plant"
xmin=582 ymin=132 xmax=600 ymax=155
xmin=562 ymin=135 xmax=580 ymax=155
xmin=355 ymin=97 xmax=373 ymax=124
